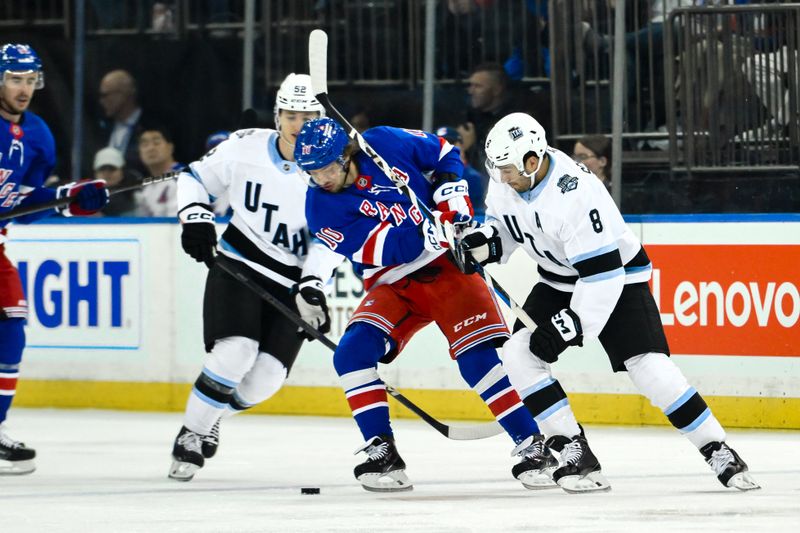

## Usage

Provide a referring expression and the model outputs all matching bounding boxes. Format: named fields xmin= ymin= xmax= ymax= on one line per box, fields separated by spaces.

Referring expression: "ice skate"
xmin=548 ymin=434 xmax=610 ymax=493
xmin=353 ymin=435 xmax=413 ymax=492
xmin=701 ymin=441 xmax=760 ymax=491
xmin=201 ymin=419 xmax=220 ymax=459
xmin=511 ymin=435 xmax=558 ymax=490
xmin=168 ymin=426 xmax=205 ymax=481
xmin=0 ymin=424 xmax=36 ymax=475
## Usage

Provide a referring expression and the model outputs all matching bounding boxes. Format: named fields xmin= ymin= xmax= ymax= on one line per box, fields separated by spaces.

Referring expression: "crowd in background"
xmin=4 ymin=0 xmax=796 ymax=217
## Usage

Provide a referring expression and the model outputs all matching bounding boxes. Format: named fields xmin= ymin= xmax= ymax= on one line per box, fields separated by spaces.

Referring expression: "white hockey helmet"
xmin=273 ymin=73 xmax=325 ymax=131
xmin=484 ymin=112 xmax=548 ymax=181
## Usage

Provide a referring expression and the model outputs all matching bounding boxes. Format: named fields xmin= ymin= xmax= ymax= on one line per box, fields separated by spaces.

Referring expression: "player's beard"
xmin=0 ymin=92 xmax=30 ymax=119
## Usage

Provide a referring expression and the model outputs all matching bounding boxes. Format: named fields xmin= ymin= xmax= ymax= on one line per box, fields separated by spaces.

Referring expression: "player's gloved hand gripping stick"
xmin=307 ymin=29 xmax=538 ymax=333
xmin=0 ymin=171 xmax=180 ymax=222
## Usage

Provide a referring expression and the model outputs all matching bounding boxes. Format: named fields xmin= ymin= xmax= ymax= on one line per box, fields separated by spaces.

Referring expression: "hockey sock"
xmin=184 ymin=336 xmax=258 ymax=434
xmin=335 ymin=323 xmax=393 ymax=441
xmin=625 ymin=352 xmax=726 ymax=448
xmin=0 ymin=319 xmax=25 ymax=424
xmin=500 ymin=330 xmax=581 ymax=438
xmin=457 ymin=341 xmax=539 ymax=445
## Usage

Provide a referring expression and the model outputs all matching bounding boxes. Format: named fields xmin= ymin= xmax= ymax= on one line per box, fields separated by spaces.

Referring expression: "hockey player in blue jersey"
xmin=295 ymin=117 xmax=607 ymax=493
xmin=0 ymin=43 xmax=108 ymax=474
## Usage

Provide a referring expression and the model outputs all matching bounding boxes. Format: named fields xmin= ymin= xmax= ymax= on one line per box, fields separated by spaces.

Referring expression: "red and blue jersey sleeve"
xmin=306 ymin=187 xmax=425 ymax=268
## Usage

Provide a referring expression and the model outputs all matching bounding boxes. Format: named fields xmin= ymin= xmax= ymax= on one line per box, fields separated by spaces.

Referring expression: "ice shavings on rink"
xmin=2 ymin=409 xmax=798 ymax=533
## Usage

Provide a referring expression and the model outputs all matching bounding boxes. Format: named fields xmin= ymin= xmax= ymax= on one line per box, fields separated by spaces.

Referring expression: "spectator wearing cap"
xmin=93 ymin=147 xmax=137 ymax=216
xmin=135 ymin=124 xmax=183 ymax=217
xmin=205 ymin=130 xmax=230 ymax=152
xmin=435 ymin=125 xmax=486 ymax=220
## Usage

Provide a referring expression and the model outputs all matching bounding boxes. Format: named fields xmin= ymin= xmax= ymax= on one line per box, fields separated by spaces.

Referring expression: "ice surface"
xmin=2 ymin=409 xmax=798 ymax=533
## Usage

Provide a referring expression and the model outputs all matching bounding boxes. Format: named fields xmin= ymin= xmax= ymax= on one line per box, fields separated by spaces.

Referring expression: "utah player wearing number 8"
xmin=460 ymin=112 xmax=759 ymax=491
xmin=294 ymin=117 xmax=596 ymax=493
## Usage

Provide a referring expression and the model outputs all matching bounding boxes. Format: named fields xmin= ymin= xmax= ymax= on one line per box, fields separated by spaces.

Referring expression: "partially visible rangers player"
xmin=295 ymin=117 xmax=605 ymax=493
xmin=168 ymin=74 xmax=343 ymax=481
xmin=0 ymin=43 xmax=108 ymax=474
xmin=460 ymin=112 xmax=759 ymax=491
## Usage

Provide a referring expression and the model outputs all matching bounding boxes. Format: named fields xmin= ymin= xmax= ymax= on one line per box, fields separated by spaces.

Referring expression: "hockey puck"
xmin=300 ymin=487 xmax=320 ymax=495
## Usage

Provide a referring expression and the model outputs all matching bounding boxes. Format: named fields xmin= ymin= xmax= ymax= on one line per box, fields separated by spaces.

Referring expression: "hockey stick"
xmin=307 ymin=29 xmax=537 ymax=332
xmin=0 ymin=171 xmax=180 ymax=222
xmin=214 ymin=254 xmax=503 ymax=441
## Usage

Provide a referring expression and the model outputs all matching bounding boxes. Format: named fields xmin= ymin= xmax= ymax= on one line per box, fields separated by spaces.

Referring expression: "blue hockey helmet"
xmin=0 ymin=43 xmax=44 ymax=89
xmin=294 ymin=117 xmax=349 ymax=172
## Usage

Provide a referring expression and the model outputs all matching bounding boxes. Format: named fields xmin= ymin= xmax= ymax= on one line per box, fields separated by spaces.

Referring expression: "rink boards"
xmin=6 ymin=215 xmax=800 ymax=429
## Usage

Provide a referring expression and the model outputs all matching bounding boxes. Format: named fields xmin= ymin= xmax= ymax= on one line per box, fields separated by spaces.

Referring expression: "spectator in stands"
xmin=458 ymin=62 xmax=526 ymax=178
xmin=350 ymin=110 xmax=371 ymax=134
xmin=204 ymin=130 xmax=230 ymax=152
xmin=98 ymin=69 xmax=147 ymax=177
xmin=135 ymin=124 xmax=182 ymax=217
xmin=92 ymin=147 xmax=137 ymax=216
xmin=435 ymin=125 xmax=486 ymax=219
xmin=573 ymin=134 xmax=612 ymax=193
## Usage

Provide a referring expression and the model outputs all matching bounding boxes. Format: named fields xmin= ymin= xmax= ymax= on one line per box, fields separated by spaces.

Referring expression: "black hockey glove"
xmin=178 ymin=203 xmax=217 ymax=266
xmin=529 ymin=308 xmax=584 ymax=364
xmin=458 ymin=224 xmax=503 ymax=274
xmin=294 ymin=276 xmax=331 ymax=340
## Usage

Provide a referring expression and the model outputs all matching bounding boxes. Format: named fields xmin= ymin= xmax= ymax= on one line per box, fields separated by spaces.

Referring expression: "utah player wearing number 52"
xmin=0 ymin=43 xmax=108 ymax=475
xmin=459 ymin=112 xmax=759 ymax=491
xmin=168 ymin=73 xmax=343 ymax=482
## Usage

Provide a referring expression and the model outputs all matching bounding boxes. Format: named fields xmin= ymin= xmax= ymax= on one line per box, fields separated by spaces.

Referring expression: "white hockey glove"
xmin=294 ymin=276 xmax=331 ymax=339
xmin=421 ymin=210 xmax=472 ymax=253
xmin=178 ymin=203 xmax=217 ymax=266
xmin=529 ymin=308 xmax=584 ymax=363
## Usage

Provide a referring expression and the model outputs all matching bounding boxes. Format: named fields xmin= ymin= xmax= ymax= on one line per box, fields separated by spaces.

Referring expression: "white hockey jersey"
xmin=177 ymin=128 xmax=342 ymax=288
xmin=485 ymin=147 xmax=652 ymax=338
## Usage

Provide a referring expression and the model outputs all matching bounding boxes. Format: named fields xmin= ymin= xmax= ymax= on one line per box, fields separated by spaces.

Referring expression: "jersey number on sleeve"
xmin=589 ymin=209 xmax=603 ymax=233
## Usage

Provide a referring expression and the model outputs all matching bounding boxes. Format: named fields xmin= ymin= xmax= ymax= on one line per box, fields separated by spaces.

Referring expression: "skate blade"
xmin=168 ymin=460 xmax=200 ymax=482
xmin=727 ymin=472 xmax=761 ymax=491
xmin=0 ymin=459 xmax=36 ymax=476
xmin=518 ymin=467 xmax=559 ymax=490
xmin=357 ymin=470 xmax=414 ymax=492
xmin=557 ymin=471 xmax=611 ymax=494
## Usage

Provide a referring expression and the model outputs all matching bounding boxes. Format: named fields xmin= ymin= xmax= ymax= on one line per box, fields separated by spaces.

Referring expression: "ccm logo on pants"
xmin=454 ymin=313 xmax=487 ymax=332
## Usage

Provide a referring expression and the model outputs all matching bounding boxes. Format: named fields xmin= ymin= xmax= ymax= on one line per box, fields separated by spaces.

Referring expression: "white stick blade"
xmin=308 ymin=29 xmax=328 ymax=96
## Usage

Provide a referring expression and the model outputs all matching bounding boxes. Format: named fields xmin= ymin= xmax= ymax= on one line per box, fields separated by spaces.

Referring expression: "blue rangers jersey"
xmin=306 ymin=126 xmax=463 ymax=289
xmin=0 ymin=111 xmax=57 ymax=236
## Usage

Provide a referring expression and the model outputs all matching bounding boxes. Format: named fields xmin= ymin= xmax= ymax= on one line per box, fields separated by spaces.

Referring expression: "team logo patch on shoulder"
xmin=356 ymin=175 xmax=372 ymax=190
xmin=557 ymin=174 xmax=579 ymax=194
xmin=508 ymin=126 xmax=523 ymax=141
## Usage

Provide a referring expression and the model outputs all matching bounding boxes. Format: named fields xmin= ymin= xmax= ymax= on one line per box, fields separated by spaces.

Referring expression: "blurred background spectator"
xmin=92 ymin=147 xmax=138 ymax=216
xmin=135 ymin=124 xmax=182 ymax=217
xmin=98 ymin=69 xmax=147 ymax=178
xmin=573 ymin=134 xmax=612 ymax=193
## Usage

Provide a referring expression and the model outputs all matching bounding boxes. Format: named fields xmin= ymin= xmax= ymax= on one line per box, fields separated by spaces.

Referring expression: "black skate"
xmin=548 ymin=434 xmax=610 ymax=493
xmin=201 ymin=419 xmax=220 ymax=459
xmin=0 ymin=424 xmax=36 ymax=475
xmin=700 ymin=441 xmax=760 ymax=491
xmin=353 ymin=435 xmax=413 ymax=492
xmin=168 ymin=426 xmax=205 ymax=481
xmin=511 ymin=435 xmax=558 ymax=490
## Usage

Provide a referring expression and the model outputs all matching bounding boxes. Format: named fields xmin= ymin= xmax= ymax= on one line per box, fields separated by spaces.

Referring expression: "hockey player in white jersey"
xmin=459 ymin=112 xmax=759 ymax=491
xmin=168 ymin=73 xmax=343 ymax=481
